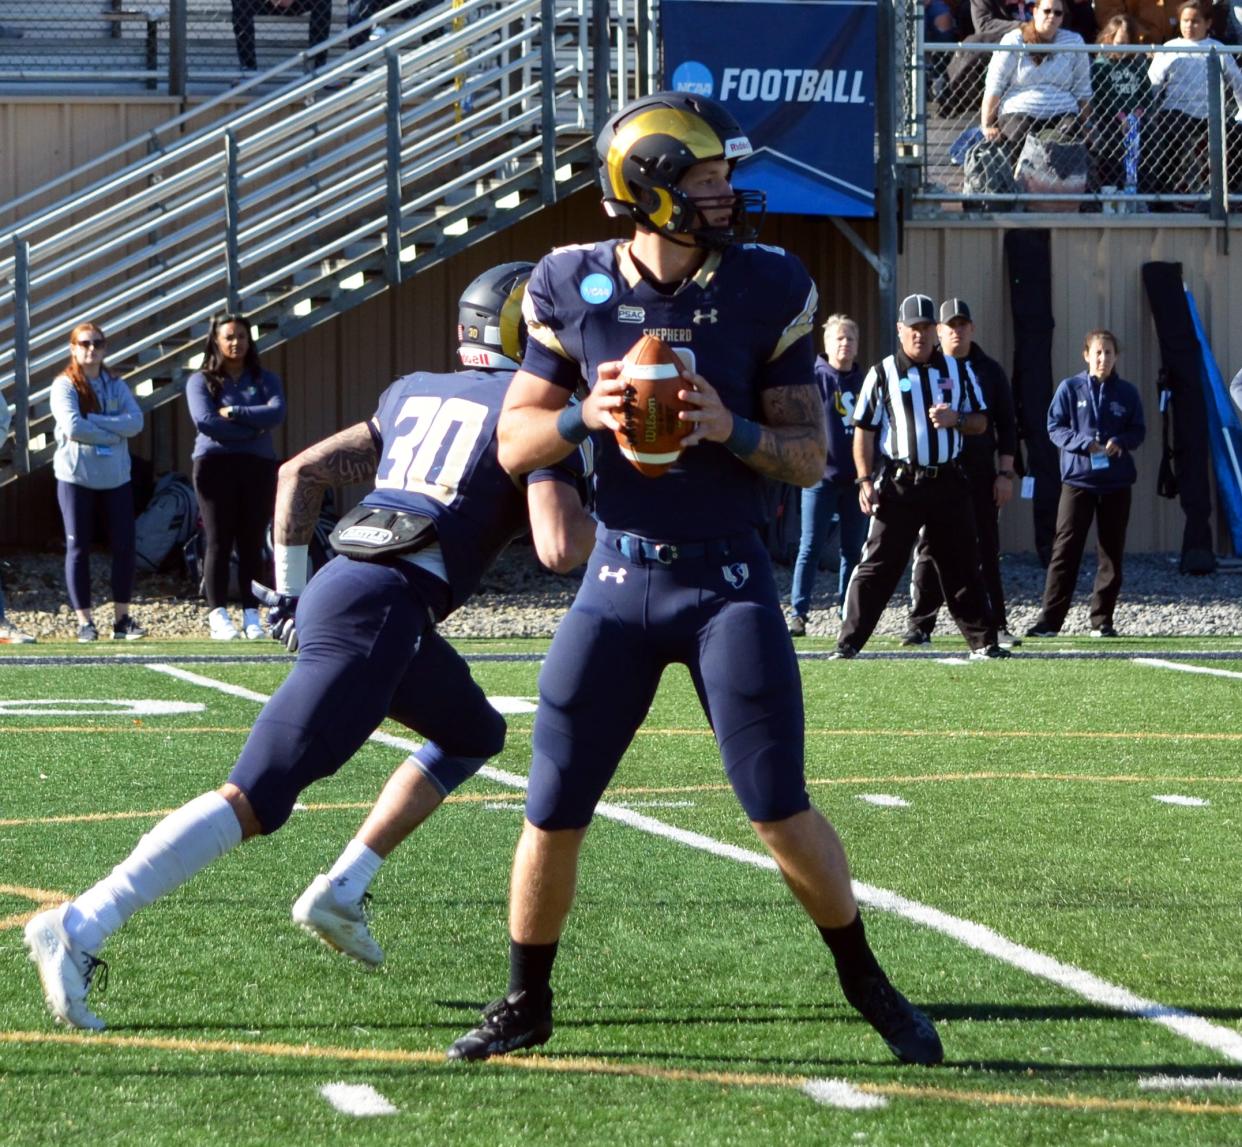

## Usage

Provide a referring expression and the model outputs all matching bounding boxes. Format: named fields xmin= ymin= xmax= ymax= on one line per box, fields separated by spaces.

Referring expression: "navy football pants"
xmin=229 ymin=557 xmax=504 ymax=832
xmin=526 ymin=532 xmax=810 ymax=830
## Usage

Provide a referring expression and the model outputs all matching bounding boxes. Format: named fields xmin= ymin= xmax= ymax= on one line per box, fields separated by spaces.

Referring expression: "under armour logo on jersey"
xmin=722 ymin=562 xmax=749 ymax=589
xmin=599 ymin=565 xmax=628 ymax=584
xmin=692 ymin=308 xmax=718 ymax=325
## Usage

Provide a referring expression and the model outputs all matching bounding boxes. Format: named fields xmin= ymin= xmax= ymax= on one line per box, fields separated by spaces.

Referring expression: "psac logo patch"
xmin=579 ymin=273 xmax=615 ymax=305
xmin=618 ymin=305 xmax=645 ymax=324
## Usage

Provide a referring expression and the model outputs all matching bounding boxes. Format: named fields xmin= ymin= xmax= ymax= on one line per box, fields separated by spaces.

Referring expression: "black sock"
xmin=819 ymin=912 xmax=883 ymax=982
xmin=507 ymin=938 xmax=558 ymax=1002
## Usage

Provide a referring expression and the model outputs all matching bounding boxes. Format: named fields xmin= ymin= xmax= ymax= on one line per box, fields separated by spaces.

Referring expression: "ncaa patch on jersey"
xmin=579 ymin=273 xmax=614 ymax=305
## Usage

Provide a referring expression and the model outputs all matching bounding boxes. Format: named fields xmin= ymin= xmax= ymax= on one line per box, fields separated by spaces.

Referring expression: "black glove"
xmin=251 ymin=581 xmax=299 ymax=653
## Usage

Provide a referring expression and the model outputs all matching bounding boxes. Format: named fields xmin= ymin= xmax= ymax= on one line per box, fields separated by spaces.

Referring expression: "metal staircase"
xmin=0 ymin=0 xmax=655 ymax=485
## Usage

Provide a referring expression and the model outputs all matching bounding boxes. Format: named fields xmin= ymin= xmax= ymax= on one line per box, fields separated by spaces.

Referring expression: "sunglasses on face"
xmin=1039 ymin=7 xmax=1065 ymax=14
xmin=75 ymin=338 xmax=105 ymax=348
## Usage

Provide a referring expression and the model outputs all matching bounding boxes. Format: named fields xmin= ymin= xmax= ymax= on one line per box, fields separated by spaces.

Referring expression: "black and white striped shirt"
xmin=852 ymin=349 xmax=987 ymax=466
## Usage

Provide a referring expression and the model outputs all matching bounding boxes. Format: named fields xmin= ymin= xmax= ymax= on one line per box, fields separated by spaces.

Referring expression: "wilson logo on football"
xmin=615 ymin=334 xmax=693 ymax=478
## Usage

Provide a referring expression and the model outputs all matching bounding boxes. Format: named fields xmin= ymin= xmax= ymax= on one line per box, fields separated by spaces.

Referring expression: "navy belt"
xmin=607 ymin=531 xmax=743 ymax=566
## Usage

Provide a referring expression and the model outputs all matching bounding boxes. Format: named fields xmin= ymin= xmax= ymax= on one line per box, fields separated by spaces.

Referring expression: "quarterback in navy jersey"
xmin=449 ymin=92 xmax=944 ymax=1068
xmin=23 ymin=264 xmax=595 ymax=1030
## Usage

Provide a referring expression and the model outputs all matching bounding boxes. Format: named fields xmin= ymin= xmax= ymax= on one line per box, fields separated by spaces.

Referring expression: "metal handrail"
xmin=1 ymin=0 xmax=651 ymax=480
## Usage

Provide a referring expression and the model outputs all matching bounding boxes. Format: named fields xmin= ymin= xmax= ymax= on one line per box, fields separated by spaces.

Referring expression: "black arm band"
xmin=556 ymin=403 xmax=590 ymax=445
xmin=724 ymin=415 xmax=762 ymax=457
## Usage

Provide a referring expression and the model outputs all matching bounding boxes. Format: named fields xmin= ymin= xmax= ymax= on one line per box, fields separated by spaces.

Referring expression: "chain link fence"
xmin=914 ymin=36 xmax=1242 ymax=214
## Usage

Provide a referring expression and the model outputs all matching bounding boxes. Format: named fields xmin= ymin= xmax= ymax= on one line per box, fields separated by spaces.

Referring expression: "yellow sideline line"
xmin=0 ymin=1030 xmax=1240 ymax=1116
xmin=4 ymin=769 xmax=1239 ymax=831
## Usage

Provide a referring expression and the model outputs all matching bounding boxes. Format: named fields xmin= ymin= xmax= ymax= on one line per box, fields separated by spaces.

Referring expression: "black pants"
xmin=232 ymin=0 xmax=332 ymax=70
xmin=56 ymin=480 xmax=136 ymax=612
xmin=193 ymin=453 xmax=278 ymax=610
xmin=909 ymin=465 xmax=1006 ymax=635
xmin=839 ymin=467 xmax=995 ymax=653
xmin=1034 ymin=483 xmax=1132 ymax=631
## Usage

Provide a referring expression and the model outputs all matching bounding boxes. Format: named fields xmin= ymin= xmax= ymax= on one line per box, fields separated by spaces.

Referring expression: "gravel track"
xmin=1 ymin=548 xmax=1239 ymax=643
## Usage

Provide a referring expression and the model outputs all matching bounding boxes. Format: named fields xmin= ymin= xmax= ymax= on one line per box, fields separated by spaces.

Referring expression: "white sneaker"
xmin=242 ymin=608 xmax=265 ymax=640
xmin=23 ymin=905 xmax=107 ymax=1030
xmin=292 ymin=875 xmax=383 ymax=967
xmin=208 ymin=607 xmax=239 ymax=641
xmin=0 ymin=617 xmax=34 ymax=643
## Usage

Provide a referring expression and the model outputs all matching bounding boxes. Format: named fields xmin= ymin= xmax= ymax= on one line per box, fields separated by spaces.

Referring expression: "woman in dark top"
xmin=1091 ymin=15 xmax=1149 ymax=195
xmin=185 ymin=313 xmax=286 ymax=640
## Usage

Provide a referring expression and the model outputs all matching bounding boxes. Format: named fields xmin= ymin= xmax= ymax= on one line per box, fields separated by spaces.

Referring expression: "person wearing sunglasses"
xmin=185 ymin=312 xmax=287 ymax=641
xmin=981 ymin=0 xmax=1094 ymax=163
xmin=50 ymin=323 xmax=146 ymax=642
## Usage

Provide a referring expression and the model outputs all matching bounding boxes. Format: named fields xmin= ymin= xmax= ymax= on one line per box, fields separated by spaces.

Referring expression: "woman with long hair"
xmin=981 ymin=0 xmax=1094 ymax=161
xmin=51 ymin=322 xmax=146 ymax=641
xmin=185 ymin=312 xmax=286 ymax=640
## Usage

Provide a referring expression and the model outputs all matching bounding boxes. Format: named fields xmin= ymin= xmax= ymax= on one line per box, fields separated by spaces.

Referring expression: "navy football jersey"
xmin=358 ymin=369 xmax=575 ymax=613
xmin=521 ymin=239 xmax=818 ymax=540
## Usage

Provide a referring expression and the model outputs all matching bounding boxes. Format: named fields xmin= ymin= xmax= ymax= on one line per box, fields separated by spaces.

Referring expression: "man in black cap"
xmin=834 ymin=294 xmax=1008 ymax=660
xmin=903 ymin=299 xmax=1020 ymax=648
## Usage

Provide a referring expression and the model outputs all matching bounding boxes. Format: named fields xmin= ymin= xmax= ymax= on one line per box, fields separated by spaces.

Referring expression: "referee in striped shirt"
xmin=834 ymin=294 xmax=1009 ymax=660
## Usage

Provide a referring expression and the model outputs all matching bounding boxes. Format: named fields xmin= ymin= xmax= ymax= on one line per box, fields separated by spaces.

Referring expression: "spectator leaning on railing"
xmin=982 ymin=0 xmax=1094 ymax=162
xmin=1145 ymin=0 xmax=1242 ymax=202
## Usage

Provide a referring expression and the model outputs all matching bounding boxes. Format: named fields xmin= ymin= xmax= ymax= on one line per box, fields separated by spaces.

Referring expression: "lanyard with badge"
xmin=1087 ymin=378 xmax=1110 ymax=470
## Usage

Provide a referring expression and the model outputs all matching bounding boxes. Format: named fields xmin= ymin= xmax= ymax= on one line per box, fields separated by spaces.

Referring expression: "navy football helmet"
xmin=595 ymin=91 xmax=765 ymax=248
xmin=457 ymin=261 xmax=535 ymax=370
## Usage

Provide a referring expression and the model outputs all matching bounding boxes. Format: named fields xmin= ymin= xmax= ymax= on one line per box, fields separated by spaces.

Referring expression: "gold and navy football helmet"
xmin=595 ymin=91 xmax=765 ymax=248
xmin=456 ymin=261 xmax=534 ymax=371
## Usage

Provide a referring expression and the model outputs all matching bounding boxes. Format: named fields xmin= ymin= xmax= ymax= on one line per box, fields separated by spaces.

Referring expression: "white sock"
xmin=326 ymin=839 xmax=383 ymax=906
xmin=63 ymin=792 xmax=243 ymax=953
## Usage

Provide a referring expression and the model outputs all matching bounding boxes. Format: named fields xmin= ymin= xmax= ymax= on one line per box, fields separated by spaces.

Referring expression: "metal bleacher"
xmin=0 ymin=0 xmax=656 ymax=484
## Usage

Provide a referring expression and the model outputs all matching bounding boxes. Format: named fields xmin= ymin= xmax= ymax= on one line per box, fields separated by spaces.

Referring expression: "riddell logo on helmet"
xmin=459 ymin=348 xmax=490 ymax=366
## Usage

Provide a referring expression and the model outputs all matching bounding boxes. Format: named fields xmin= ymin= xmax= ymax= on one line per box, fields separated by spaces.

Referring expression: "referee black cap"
xmin=939 ymin=298 xmax=972 ymax=323
xmin=898 ymin=294 xmax=936 ymax=325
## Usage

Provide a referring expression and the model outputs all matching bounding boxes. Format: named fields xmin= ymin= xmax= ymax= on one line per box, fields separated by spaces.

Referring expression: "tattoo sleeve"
xmin=748 ymin=384 xmax=828 ymax=488
xmin=274 ymin=421 xmax=379 ymax=545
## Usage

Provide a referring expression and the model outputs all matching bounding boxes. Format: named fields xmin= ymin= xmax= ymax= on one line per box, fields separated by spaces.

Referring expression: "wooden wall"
xmin=900 ymin=220 xmax=1240 ymax=553
xmin=0 ymin=191 xmax=881 ymax=547
xmin=1 ymin=87 xmax=1235 ymax=555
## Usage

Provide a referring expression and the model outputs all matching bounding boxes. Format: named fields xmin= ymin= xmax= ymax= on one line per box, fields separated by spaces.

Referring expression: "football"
xmin=614 ymin=334 xmax=692 ymax=478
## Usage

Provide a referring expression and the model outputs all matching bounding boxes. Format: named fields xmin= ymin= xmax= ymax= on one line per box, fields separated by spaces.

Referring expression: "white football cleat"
xmin=24 ymin=905 xmax=108 ymax=1031
xmin=208 ymin=607 xmax=239 ymax=641
xmin=292 ymin=875 xmax=383 ymax=968
xmin=242 ymin=608 xmax=265 ymax=640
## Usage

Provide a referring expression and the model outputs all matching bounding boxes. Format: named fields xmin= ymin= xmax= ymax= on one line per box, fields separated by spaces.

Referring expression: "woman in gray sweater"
xmin=51 ymin=322 xmax=146 ymax=642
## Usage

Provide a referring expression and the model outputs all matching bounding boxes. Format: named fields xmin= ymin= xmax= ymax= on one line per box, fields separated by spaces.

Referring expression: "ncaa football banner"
xmin=662 ymin=0 xmax=877 ymax=217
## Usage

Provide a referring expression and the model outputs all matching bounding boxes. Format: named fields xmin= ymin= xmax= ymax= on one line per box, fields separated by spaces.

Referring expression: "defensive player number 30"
xmin=373 ymin=394 xmax=488 ymax=504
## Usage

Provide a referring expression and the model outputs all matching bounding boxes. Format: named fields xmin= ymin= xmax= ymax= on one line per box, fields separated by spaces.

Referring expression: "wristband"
xmin=854 ymin=476 xmax=873 ymax=487
xmin=274 ymin=543 xmax=309 ymax=595
xmin=555 ymin=403 xmax=590 ymax=445
xmin=723 ymin=414 xmax=762 ymax=457
xmin=997 ymin=469 xmax=1016 ymax=479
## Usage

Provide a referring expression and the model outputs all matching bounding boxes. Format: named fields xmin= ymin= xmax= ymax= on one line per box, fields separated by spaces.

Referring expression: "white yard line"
xmin=1133 ymin=658 xmax=1242 ymax=681
xmin=1138 ymin=1074 xmax=1242 ymax=1091
xmin=145 ymin=663 xmax=1242 ymax=1066
xmin=318 ymin=1082 xmax=398 ymax=1116
xmin=802 ymin=1078 xmax=888 ymax=1109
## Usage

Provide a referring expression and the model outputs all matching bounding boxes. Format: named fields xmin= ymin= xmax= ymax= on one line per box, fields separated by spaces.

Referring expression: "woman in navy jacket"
xmin=186 ymin=313 xmax=286 ymax=640
xmin=1026 ymin=329 xmax=1145 ymax=637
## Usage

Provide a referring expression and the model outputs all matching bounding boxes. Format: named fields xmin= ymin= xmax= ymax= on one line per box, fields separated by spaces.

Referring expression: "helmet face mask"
xmin=597 ymin=92 xmax=766 ymax=249
xmin=456 ymin=261 xmax=535 ymax=370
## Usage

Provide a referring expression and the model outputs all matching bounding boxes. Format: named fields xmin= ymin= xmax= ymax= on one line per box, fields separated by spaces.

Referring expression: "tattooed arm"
xmin=679 ymin=374 xmax=827 ymax=488
xmin=274 ymin=421 xmax=380 ymax=545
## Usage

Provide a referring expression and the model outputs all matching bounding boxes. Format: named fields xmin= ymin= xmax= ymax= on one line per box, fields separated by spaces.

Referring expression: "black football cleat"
xmin=446 ymin=989 xmax=554 ymax=1061
xmin=842 ymin=974 xmax=944 ymax=1066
